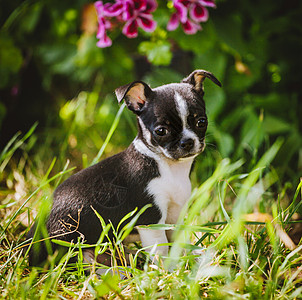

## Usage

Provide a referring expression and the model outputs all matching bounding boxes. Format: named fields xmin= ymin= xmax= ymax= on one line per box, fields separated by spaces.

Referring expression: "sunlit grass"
xmin=1 ymin=107 xmax=301 ymax=299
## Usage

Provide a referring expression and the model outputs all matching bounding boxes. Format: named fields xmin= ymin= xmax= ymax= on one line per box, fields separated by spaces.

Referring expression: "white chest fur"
xmin=147 ymin=158 xmax=193 ymax=224
xmin=133 ymin=138 xmax=193 ymax=225
xmin=133 ymin=138 xmax=194 ymax=256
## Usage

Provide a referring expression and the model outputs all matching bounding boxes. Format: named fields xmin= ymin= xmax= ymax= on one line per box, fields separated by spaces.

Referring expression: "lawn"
xmin=1 ymin=0 xmax=302 ymax=298
xmin=0 ymin=111 xmax=301 ymax=299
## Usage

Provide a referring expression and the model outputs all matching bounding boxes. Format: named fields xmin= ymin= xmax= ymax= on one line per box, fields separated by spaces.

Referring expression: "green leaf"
xmin=137 ymin=223 xmax=220 ymax=233
xmin=139 ymin=40 xmax=172 ymax=66
xmin=119 ymin=204 xmax=152 ymax=241
xmin=0 ymin=33 xmax=23 ymax=88
xmin=263 ymin=114 xmax=292 ymax=134
xmin=170 ymin=21 xmax=217 ymax=55
xmin=90 ymin=273 xmax=120 ymax=297
xmin=214 ymin=14 xmax=247 ymax=57
xmin=208 ymin=124 xmax=234 ymax=157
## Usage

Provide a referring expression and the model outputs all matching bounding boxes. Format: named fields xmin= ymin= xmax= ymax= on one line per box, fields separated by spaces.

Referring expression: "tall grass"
xmin=0 ymin=105 xmax=301 ymax=299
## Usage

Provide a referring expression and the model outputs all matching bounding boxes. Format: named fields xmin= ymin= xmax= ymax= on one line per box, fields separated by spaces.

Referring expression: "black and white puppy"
xmin=27 ymin=70 xmax=221 ymax=266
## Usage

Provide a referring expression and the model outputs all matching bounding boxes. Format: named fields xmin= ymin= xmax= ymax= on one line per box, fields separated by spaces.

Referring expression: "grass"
xmin=1 ymin=107 xmax=302 ymax=299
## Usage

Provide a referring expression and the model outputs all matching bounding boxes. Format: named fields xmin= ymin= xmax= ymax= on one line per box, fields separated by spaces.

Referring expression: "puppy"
xmin=27 ymin=70 xmax=221 ymax=267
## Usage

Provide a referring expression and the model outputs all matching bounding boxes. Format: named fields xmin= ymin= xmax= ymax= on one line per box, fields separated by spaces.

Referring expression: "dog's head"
xmin=115 ymin=70 xmax=221 ymax=161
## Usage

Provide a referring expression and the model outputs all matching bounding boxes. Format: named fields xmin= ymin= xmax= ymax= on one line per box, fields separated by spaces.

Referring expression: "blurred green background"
xmin=0 ymin=0 xmax=301 ymax=193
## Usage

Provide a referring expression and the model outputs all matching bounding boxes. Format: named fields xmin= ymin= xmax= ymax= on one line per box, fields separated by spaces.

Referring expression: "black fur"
xmin=27 ymin=144 xmax=161 ymax=266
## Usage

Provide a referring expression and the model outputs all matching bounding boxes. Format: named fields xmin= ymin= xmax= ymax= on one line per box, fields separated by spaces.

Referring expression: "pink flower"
xmin=103 ymin=0 xmax=124 ymax=17
xmin=189 ymin=1 xmax=209 ymax=23
xmin=95 ymin=0 xmax=158 ymax=47
xmin=122 ymin=0 xmax=157 ymax=38
xmin=94 ymin=0 xmax=216 ymax=47
xmin=199 ymin=0 xmax=216 ymax=8
xmin=95 ymin=1 xmax=113 ymax=47
xmin=167 ymin=0 xmax=215 ymax=34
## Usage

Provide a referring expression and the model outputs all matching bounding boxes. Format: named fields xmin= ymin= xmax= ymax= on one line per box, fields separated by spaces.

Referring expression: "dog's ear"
xmin=115 ymin=81 xmax=152 ymax=114
xmin=182 ymin=70 xmax=221 ymax=93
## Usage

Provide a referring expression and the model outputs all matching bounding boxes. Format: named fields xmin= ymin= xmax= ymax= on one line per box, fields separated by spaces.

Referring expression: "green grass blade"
xmin=0 ymin=122 xmax=38 ymax=172
xmin=91 ymin=103 xmax=126 ymax=165
xmin=0 ymin=166 xmax=74 ymax=240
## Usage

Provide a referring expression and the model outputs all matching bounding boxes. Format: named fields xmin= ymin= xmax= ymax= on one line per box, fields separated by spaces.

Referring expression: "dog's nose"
xmin=180 ymin=138 xmax=194 ymax=151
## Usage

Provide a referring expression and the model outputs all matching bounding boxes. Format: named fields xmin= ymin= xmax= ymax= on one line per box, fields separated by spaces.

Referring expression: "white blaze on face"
xmin=174 ymin=92 xmax=201 ymax=152
xmin=138 ymin=118 xmax=153 ymax=146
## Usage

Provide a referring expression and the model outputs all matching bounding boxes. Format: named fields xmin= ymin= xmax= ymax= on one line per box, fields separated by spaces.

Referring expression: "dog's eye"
xmin=196 ymin=117 xmax=207 ymax=128
xmin=154 ymin=127 xmax=168 ymax=136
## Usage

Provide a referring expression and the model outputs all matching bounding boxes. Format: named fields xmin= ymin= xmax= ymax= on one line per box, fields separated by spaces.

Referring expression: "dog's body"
xmin=27 ymin=70 xmax=221 ymax=266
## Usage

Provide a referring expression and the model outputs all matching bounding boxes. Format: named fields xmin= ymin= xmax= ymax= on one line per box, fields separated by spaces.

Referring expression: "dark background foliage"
xmin=0 ymin=0 xmax=301 ymax=190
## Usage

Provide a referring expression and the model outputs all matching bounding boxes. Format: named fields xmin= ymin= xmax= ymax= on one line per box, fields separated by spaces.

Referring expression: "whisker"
xmin=205 ymin=133 xmax=215 ymax=138
xmin=205 ymin=142 xmax=217 ymax=149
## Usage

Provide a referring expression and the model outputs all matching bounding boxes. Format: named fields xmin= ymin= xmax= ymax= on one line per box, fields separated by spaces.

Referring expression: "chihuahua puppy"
xmin=27 ymin=70 xmax=221 ymax=266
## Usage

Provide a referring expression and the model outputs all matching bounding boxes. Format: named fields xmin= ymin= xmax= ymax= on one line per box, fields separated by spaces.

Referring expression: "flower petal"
xmin=199 ymin=0 xmax=216 ymax=8
xmin=96 ymin=32 xmax=112 ymax=48
xmin=145 ymin=0 xmax=158 ymax=13
xmin=189 ymin=4 xmax=208 ymax=23
xmin=94 ymin=1 xmax=104 ymax=12
xmin=137 ymin=14 xmax=157 ymax=32
xmin=104 ymin=19 xmax=112 ymax=30
xmin=123 ymin=1 xmax=135 ymax=21
xmin=96 ymin=21 xmax=105 ymax=38
xmin=95 ymin=0 xmax=106 ymax=19
xmin=182 ymin=19 xmax=201 ymax=34
xmin=96 ymin=18 xmax=111 ymax=38
xmin=167 ymin=13 xmax=180 ymax=31
xmin=133 ymin=0 xmax=147 ymax=11
xmin=122 ymin=19 xmax=139 ymax=38
xmin=104 ymin=2 xmax=124 ymax=17
xmin=174 ymin=2 xmax=188 ymax=23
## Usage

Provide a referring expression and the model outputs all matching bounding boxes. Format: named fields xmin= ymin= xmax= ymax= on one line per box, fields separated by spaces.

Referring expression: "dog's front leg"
xmin=165 ymin=201 xmax=186 ymax=242
xmin=138 ymin=227 xmax=168 ymax=258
